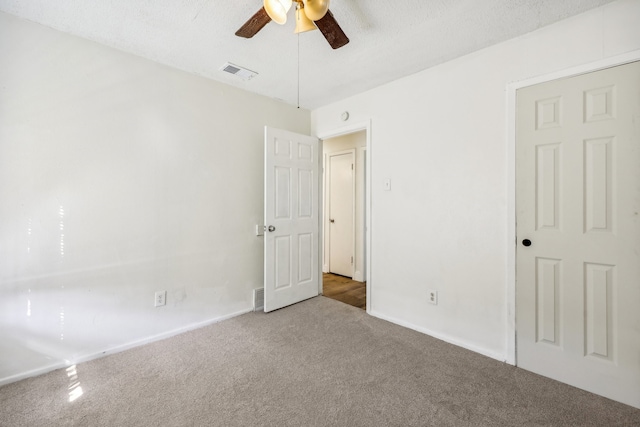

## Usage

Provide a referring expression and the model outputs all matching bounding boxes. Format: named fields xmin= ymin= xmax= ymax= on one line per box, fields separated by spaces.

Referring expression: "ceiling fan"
xmin=235 ymin=0 xmax=349 ymax=49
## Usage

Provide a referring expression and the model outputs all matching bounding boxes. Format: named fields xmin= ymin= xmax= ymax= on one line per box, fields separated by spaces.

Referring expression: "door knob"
xmin=330 ymin=219 xmax=335 ymax=223
xmin=522 ymin=239 xmax=532 ymax=247
xmin=267 ymin=225 xmax=276 ymax=232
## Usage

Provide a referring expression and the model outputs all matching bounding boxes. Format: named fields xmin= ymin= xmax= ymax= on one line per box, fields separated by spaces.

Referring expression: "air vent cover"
xmin=253 ymin=288 xmax=264 ymax=312
xmin=221 ymin=62 xmax=258 ymax=81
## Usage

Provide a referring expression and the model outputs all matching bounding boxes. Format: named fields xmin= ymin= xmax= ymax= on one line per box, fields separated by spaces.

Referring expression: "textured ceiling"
xmin=0 ymin=0 xmax=616 ymax=109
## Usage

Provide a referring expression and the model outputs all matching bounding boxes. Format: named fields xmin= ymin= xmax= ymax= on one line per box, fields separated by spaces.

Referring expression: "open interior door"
xmin=264 ymin=126 xmax=320 ymax=312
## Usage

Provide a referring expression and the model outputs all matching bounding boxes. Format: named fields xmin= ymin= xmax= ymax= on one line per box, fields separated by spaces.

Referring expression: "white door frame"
xmin=506 ymin=49 xmax=640 ymax=365
xmin=325 ymin=149 xmax=356 ymax=278
xmin=317 ymin=120 xmax=372 ymax=313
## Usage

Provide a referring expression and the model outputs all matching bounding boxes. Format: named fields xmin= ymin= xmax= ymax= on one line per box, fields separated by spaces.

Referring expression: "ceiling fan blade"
xmin=314 ymin=10 xmax=349 ymax=49
xmin=235 ymin=7 xmax=272 ymax=38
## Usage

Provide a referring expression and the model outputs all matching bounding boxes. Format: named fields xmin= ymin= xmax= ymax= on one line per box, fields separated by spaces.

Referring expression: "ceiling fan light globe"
xmin=302 ymin=0 xmax=329 ymax=21
xmin=294 ymin=6 xmax=317 ymax=33
xmin=263 ymin=0 xmax=293 ymax=25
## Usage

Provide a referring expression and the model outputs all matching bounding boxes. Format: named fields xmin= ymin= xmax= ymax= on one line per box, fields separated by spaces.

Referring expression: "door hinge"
xmin=351 ymin=163 xmax=354 ymax=170
xmin=351 ymin=256 xmax=354 ymax=264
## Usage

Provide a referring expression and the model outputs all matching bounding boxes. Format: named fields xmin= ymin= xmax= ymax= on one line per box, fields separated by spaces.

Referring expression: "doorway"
xmin=321 ymin=130 xmax=367 ymax=309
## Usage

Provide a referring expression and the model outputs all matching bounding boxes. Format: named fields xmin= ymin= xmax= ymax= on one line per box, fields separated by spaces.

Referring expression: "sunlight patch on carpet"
xmin=66 ymin=365 xmax=83 ymax=402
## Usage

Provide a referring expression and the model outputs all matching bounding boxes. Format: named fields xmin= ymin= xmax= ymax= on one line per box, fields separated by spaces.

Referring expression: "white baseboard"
xmin=369 ymin=309 xmax=508 ymax=363
xmin=0 ymin=307 xmax=253 ymax=387
xmin=0 ymin=362 xmax=67 ymax=388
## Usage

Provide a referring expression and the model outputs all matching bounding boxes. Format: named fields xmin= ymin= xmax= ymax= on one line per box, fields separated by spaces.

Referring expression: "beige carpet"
xmin=1 ymin=296 xmax=638 ymax=426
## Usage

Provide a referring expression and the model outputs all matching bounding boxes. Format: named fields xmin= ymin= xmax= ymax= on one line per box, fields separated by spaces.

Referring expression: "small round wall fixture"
xmin=341 ymin=111 xmax=349 ymax=121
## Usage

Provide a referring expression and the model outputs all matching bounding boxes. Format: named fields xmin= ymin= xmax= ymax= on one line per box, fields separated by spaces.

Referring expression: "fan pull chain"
xmin=297 ymin=30 xmax=300 ymax=109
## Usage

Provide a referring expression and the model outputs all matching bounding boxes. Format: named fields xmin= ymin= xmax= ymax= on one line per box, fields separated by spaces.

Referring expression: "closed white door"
xmin=328 ymin=151 xmax=354 ymax=277
xmin=516 ymin=61 xmax=640 ymax=408
xmin=264 ymin=126 xmax=320 ymax=312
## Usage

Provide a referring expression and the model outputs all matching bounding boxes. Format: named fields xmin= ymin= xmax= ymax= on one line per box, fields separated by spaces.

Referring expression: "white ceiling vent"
xmin=220 ymin=62 xmax=258 ymax=81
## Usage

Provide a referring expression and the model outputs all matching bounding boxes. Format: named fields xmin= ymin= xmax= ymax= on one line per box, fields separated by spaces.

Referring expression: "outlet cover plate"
xmin=155 ymin=290 xmax=167 ymax=307
xmin=427 ymin=289 xmax=438 ymax=305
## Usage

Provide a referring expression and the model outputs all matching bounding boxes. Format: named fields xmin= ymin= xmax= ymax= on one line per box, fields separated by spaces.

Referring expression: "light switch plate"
xmin=383 ymin=179 xmax=391 ymax=191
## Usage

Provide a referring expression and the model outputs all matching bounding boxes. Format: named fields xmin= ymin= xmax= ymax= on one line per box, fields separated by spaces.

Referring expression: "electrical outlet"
xmin=427 ymin=289 xmax=438 ymax=305
xmin=155 ymin=291 xmax=167 ymax=307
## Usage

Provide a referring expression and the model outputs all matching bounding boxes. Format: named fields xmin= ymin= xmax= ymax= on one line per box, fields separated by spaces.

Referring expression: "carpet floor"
xmin=1 ymin=296 xmax=638 ymax=426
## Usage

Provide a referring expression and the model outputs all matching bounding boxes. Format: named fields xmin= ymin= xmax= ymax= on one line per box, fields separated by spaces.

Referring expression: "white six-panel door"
xmin=264 ymin=126 xmax=320 ymax=312
xmin=516 ymin=61 xmax=640 ymax=408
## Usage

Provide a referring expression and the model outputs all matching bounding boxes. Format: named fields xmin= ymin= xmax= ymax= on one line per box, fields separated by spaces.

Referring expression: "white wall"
xmin=322 ymin=132 xmax=366 ymax=282
xmin=311 ymin=0 xmax=640 ymax=361
xmin=0 ymin=12 xmax=310 ymax=384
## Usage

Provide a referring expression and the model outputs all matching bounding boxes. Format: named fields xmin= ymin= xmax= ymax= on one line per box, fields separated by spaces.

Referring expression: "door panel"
xmin=328 ymin=151 xmax=354 ymax=277
xmin=264 ymin=127 xmax=319 ymax=312
xmin=516 ymin=61 xmax=640 ymax=409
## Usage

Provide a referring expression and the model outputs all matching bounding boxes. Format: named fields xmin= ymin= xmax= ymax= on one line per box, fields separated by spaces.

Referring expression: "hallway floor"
xmin=322 ymin=273 xmax=366 ymax=310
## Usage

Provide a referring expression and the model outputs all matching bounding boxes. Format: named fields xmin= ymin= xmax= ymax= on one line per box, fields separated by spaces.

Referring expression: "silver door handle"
xmin=267 ymin=225 xmax=276 ymax=232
